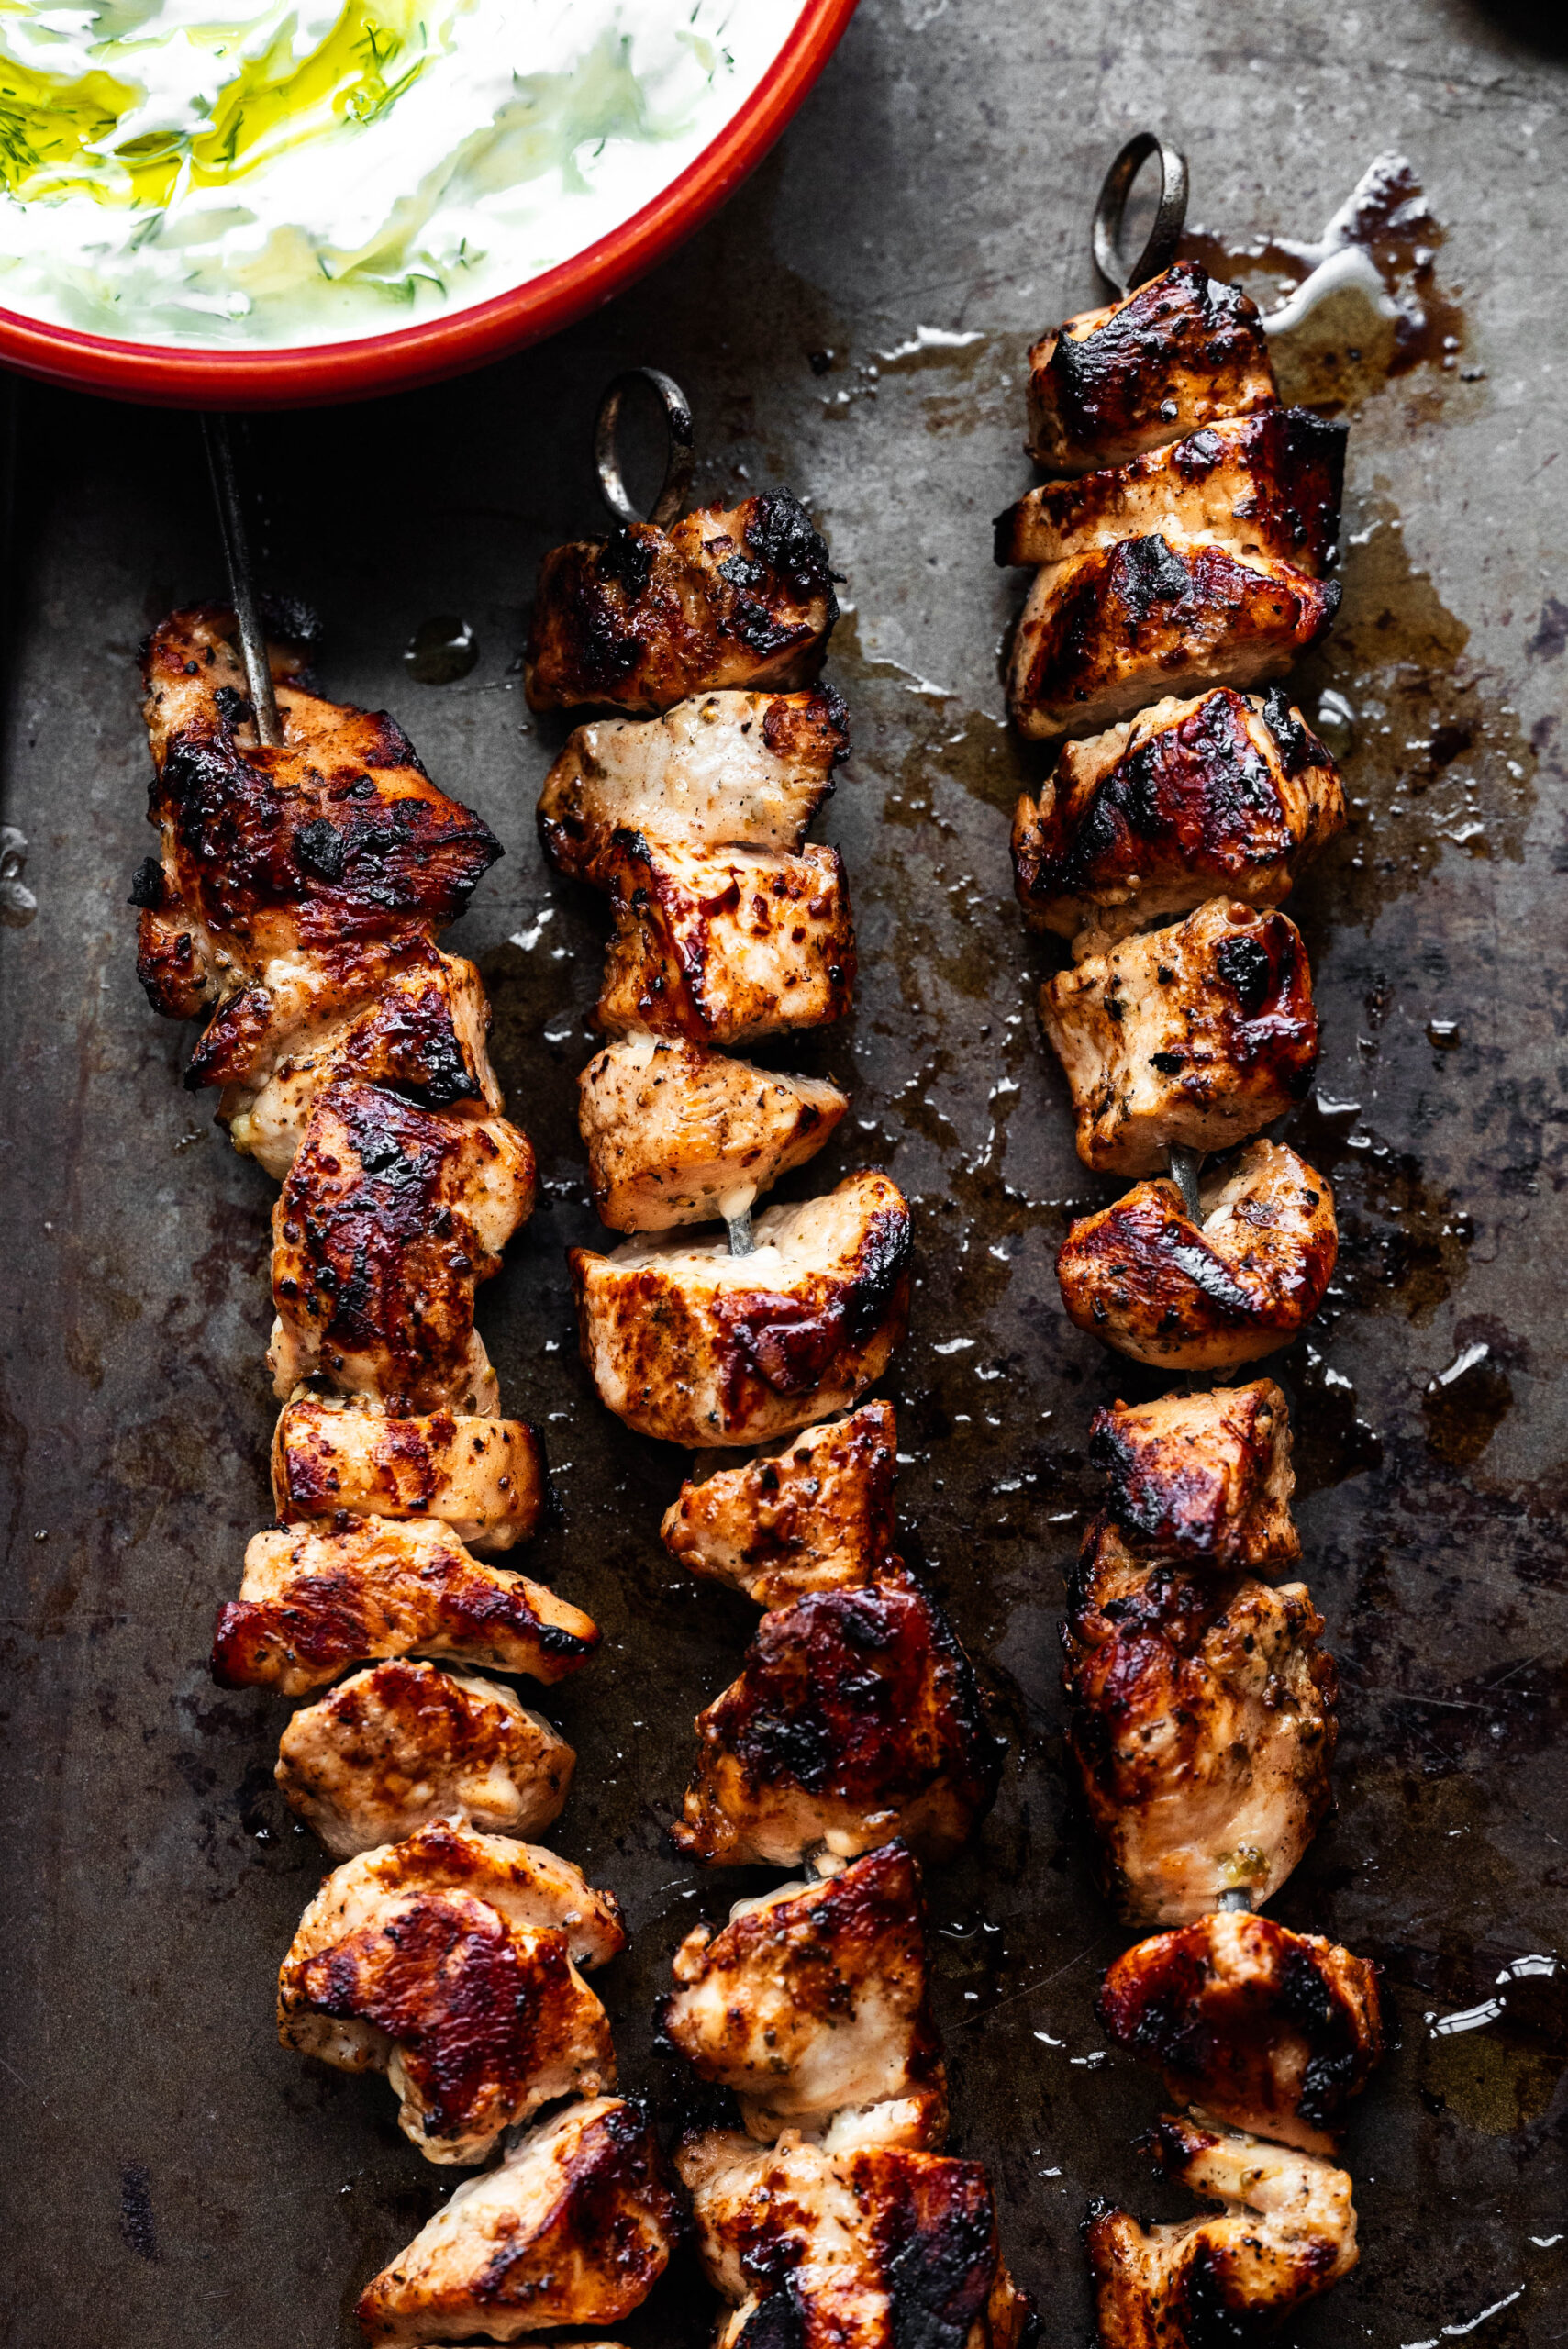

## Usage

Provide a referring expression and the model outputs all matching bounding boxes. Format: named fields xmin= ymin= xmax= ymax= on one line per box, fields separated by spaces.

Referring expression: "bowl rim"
xmin=0 ymin=0 xmax=859 ymax=409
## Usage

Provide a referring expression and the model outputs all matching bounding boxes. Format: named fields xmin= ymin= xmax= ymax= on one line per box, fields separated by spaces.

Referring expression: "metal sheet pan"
xmin=2 ymin=2 xmax=1564 ymax=2339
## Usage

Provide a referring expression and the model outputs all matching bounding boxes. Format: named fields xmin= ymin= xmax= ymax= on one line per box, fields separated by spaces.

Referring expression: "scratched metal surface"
xmin=3 ymin=0 xmax=1565 ymax=2341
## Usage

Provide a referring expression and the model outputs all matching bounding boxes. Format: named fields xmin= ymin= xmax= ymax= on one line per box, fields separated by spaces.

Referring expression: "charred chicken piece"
xmin=136 ymin=605 xmax=499 ymax=1030
xmin=539 ymin=686 xmax=849 ymax=882
xmin=212 ymin=1515 xmax=598 ymax=1696
xmin=357 ymin=2095 xmax=682 ymax=2343
xmin=275 ymin=1660 xmax=575 ymax=1855
xmin=579 ymin=1032 xmax=848 ymax=1232
xmin=281 ymin=1886 xmax=612 ymax=2164
xmin=661 ymin=1400 xmax=899 ymax=1607
xmin=526 ymin=491 xmax=839 ymax=714
xmin=672 ymin=1571 xmax=1003 ymax=1870
xmin=1089 ymin=1380 xmax=1299 ymax=1572
xmin=1040 ymin=899 xmax=1318 ymax=1175
xmin=595 ymin=835 xmax=855 ymax=1047
xmin=1011 ymin=687 xmax=1344 ymax=951
xmin=279 ymin=1820 xmax=624 ymax=2162
xmin=996 ymin=408 xmax=1345 ymax=574
xmin=572 ymin=1171 xmax=909 ymax=1449
xmin=1098 ymin=1910 xmax=1385 ymax=2154
xmin=1056 ymin=1140 xmax=1337 ymax=1370
xmin=680 ymin=2131 xmax=1033 ymax=2349
xmin=664 ymin=1841 xmax=947 ymax=2150
xmin=1086 ymin=2117 xmax=1358 ymax=2348
xmin=1007 ymin=534 xmax=1340 ymax=743
xmin=272 ymin=1397 xmax=544 ymax=1553
xmin=221 ymin=941 xmax=500 ymax=1177
xmin=1063 ymin=1519 xmax=1336 ymax=1926
xmin=1025 ymin=262 xmax=1277 ymax=477
xmin=269 ymin=1082 xmax=535 ymax=1414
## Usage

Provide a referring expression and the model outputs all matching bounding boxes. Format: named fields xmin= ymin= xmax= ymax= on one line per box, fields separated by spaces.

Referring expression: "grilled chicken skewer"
xmin=997 ymin=139 xmax=1385 ymax=2347
xmin=133 ymin=467 xmax=676 ymax=2329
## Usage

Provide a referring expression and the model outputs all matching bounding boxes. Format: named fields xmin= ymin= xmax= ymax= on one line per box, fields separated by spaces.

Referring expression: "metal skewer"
xmin=202 ymin=414 xmax=281 ymax=748
xmin=592 ymin=366 xmax=753 ymax=1260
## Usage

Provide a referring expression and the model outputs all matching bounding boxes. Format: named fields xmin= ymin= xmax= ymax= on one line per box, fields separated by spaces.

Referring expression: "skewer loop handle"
xmin=1092 ymin=131 xmax=1190 ymax=298
xmin=595 ymin=366 xmax=695 ymax=530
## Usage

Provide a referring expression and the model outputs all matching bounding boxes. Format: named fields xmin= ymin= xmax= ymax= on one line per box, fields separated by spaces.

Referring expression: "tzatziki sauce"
xmin=0 ymin=0 xmax=803 ymax=346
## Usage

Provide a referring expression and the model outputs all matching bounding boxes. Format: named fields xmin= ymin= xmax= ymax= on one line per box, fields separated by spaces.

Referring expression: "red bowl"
xmin=0 ymin=0 xmax=858 ymax=410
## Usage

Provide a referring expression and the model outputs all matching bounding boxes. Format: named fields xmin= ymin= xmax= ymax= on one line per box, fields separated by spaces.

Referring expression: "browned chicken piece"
xmin=279 ymin=1820 xmax=624 ymax=2162
xmin=672 ymin=1571 xmax=1003 ymax=1870
xmin=539 ymin=686 xmax=849 ymax=883
xmin=595 ymin=836 xmax=855 ymax=1047
xmin=1040 ymin=899 xmax=1318 ymax=1174
xmin=996 ymin=407 xmax=1345 ymax=574
xmin=664 ymin=1842 xmax=947 ymax=2150
xmin=1086 ymin=2117 xmax=1358 ymax=2348
xmin=222 ymin=941 xmax=501 ymax=1178
xmin=1063 ymin=1518 xmax=1336 ymax=1925
xmin=1012 ymin=687 xmax=1344 ymax=951
xmin=526 ymin=491 xmax=839 ymax=714
xmin=211 ymin=1515 xmax=598 ymax=1696
xmin=275 ymin=1660 xmax=575 ymax=1855
xmin=357 ymin=2095 xmax=682 ymax=2343
xmin=579 ymin=1033 xmax=848 ymax=1232
xmin=661 ymin=1401 xmax=899 ymax=1607
xmin=272 ymin=1397 xmax=545 ymax=1553
xmin=134 ymin=605 xmax=500 ymax=1040
xmin=680 ymin=2131 xmax=1033 ymax=2349
xmin=1088 ymin=1380 xmax=1299 ymax=1571
xmin=1025 ymin=262 xmax=1277 ymax=476
xmin=1056 ymin=1140 xmax=1338 ymax=1370
xmin=1007 ymin=534 xmax=1340 ymax=743
xmin=572 ymin=1172 xmax=910 ymax=1448
xmin=269 ymin=1081 xmax=535 ymax=1414
xmin=283 ymin=1887 xmax=612 ymax=2164
xmin=1098 ymin=1910 xmax=1385 ymax=2154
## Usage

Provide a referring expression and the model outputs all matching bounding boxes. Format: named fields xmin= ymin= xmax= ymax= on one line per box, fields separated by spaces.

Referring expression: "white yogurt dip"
xmin=0 ymin=0 xmax=803 ymax=347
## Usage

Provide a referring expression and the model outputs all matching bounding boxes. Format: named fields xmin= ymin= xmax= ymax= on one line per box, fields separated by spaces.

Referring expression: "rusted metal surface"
xmin=2 ymin=1 xmax=1565 ymax=2340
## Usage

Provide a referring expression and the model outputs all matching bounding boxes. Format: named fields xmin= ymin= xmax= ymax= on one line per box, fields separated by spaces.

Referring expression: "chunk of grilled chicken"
xmin=664 ymin=1842 xmax=947 ymax=2150
xmin=212 ymin=1515 xmax=598 ymax=1695
xmin=526 ymin=491 xmax=839 ymax=713
xmin=269 ymin=1082 xmax=535 ymax=1413
xmin=672 ymin=1572 xmax=1003 ymax=1870
xmin=275 ymin=1660 xmax=575 ymax=1855
xmin=1025 ymin=262 xmax=1277 ymax=477
xmin=1063 ymin=1520 xmax=1336 ymax=1925
xmin=1057 ymin=1140 xmax=1337 ymax=1370
xmin=1086 ymin=2118 xmax=1358 ymax=2348
xmin=1040 ymin=900 xmax=1318 ymax=1175
xmin=221 ymin=942 xmax=501 ymax=1177
xmin=272 ymin=1397 xmax=545 ymax=1553
xmin=996 ymin=407 xmax=1345 ymax=574
xmin=662 ymin=1400 xmax=899 ymax=1607
xmin=1088 ymin=1380 xmax=1299 ymax=1571
xmin=357 ymin=2095 xmax=682 ymax=2343
xmin=595 ymin=835 xmax=855 ymax=1047
xmin=1098 ymin=1911 xmax=1385 ymax=2154
xmin=1011 ymin=688 xmax=1344 ymax=950
xmin=680 ymin=2131 xmax=1033 ymax=2349
xmin=580 ymin=1033 xmax=848 ymax=1232
xmin=282 ymin=1885 xmax=612 ymax=2164
xmin=539 ymin=686 xmax=849 ymax=883
xmin=136 ymin=605 xmax=500 ymax=1030
xmin=1007 ymin=534 xmax=1340 ymax=742
xmin=572 ymin=1171 xmax=910 ymax=1448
